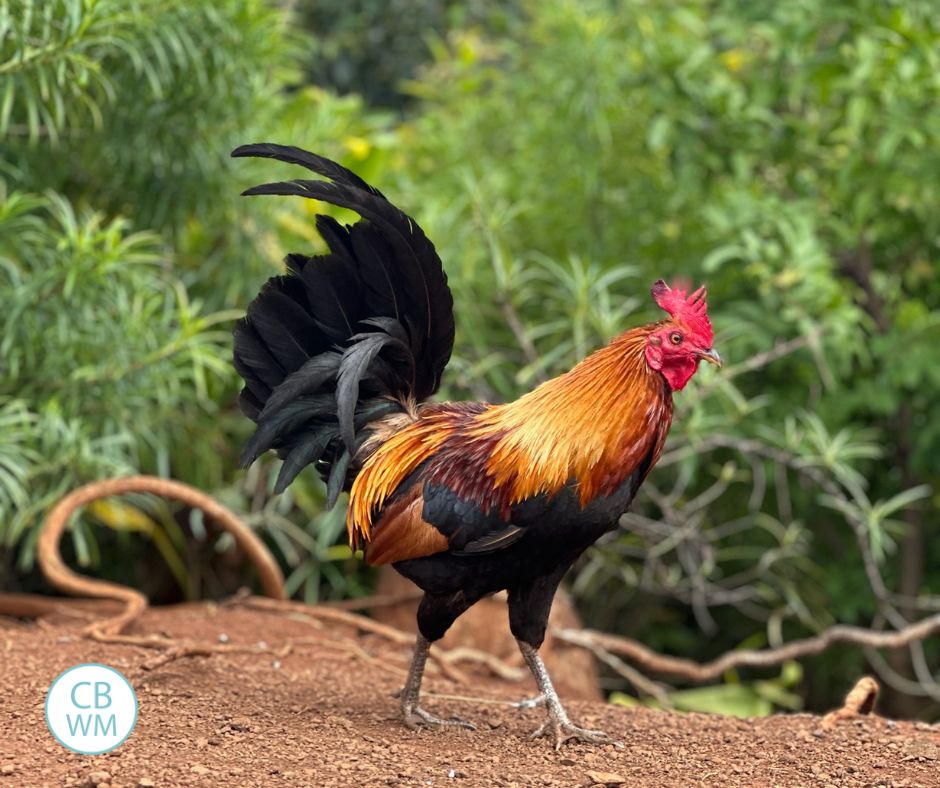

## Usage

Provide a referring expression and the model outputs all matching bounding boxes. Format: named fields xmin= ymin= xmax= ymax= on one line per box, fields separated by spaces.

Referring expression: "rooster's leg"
xmin=509 ymin=570 xmax=620 ymax=749
xmin=516 ymin=640 xmax=622 ymax=750
xmin=399 ymin=634 xmax=476 ymax=731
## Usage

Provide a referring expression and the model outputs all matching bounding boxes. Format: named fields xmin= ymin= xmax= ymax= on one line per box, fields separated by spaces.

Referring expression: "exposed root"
xmin=436 ymin=646 xmax=527 ymax=682
xmin=32 ymin=475 xmax=284 ymax=638
xmin=0 ymin=476 xmax=290 ymax=677
xmin=820 ymin=676 xmax=880 ymax=729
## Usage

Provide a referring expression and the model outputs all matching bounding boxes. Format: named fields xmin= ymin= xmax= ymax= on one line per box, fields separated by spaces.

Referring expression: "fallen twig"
xmin=324 ymin=590 xmax=423 ymax=611
xmin=226 ymin=595 xmax=474 ymax=684
xmin=228 ymin=595 xmax=415 ymax=644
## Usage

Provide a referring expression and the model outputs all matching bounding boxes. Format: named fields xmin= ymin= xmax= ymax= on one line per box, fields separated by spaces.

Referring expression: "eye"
xmin=669 ymin=332 xmax=683 ymax=346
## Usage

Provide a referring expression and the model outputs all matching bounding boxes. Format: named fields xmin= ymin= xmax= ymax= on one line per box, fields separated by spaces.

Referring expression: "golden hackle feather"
xmin=474 ymin=328 xmax=669 ymax=506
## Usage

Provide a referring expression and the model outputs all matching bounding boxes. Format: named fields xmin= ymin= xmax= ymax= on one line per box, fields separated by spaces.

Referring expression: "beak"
xmin=697 ymin=347 xmax=722 ymax=368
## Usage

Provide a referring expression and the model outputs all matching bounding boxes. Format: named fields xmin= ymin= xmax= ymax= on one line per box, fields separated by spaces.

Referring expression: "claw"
xmin=402 ymin=702 xmax=476 ymax=732
xmin=512 ymin=693 xmax=546 ymax=710
xmin=529 ymin=718 xmax=623 ymax=751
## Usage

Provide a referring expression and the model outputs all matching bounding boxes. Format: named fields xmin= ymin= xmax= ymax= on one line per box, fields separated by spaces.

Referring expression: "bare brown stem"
xmin=553 ymin=615 xmax=940 ymax=683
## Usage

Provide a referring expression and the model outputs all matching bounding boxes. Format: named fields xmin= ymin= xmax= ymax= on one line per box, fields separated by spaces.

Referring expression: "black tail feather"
xmin=274 ymin=424 xmax=336 ymax=495
xmin=258 ymin=352 xmax=342 ymax=422
xmin=239 ymin=393 xmax=336 ymax=468
xmin=232 ymin=143 xmax=385 ymax=198
xmin=326 ymin=449 xmax=352 ymax=509
xmin=335 ymin=332 xmax=411 ymax=453
xmin=299 ymin=254 xmax=362 ymax=341
xmin=232 ymin=143 xmax=454 ymax=500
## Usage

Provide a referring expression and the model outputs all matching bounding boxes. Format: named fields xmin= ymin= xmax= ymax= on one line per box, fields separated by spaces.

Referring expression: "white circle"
xmin=45 ymin=664 xmax=138 ymax=754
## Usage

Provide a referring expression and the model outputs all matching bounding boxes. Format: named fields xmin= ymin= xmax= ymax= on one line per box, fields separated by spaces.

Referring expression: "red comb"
xmin=650 ymin=279 xmax=713 ymax=346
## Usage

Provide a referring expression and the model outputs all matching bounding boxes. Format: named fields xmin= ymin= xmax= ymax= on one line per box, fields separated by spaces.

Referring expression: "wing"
xmin=351 ymin=402 xmax=528 ymax=565
xmin=363 ymin=478 xmax=525 ymax=566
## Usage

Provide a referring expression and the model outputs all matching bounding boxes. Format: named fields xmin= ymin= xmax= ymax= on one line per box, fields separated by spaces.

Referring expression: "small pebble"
xmin=585 ymin=770 xmax=626 ymax=786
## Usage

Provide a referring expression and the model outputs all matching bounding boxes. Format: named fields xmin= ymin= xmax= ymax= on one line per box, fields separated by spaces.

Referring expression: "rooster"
xmin=232 ymin=143 xmax=720 ymax=749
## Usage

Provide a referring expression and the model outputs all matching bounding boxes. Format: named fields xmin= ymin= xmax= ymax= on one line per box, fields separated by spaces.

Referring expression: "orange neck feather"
xmin=474 ymin=326 xmax=671 ymax=505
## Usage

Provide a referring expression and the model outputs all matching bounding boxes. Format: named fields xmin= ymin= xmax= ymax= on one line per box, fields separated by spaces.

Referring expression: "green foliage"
xmin=0 ymin=0 xmax=354 ymax=592
xmin=299 ymin=0 xmax=516 ymax=108
xmin=611 ymin=661 xmax=803 ymax=718
xmin=0 ymin=189 xmax=233 ymax=564
xmin=3 ymin=0 xmax=292 ymax=236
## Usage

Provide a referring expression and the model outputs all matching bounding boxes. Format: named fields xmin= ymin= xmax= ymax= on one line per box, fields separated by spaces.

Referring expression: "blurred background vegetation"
xmin=2 ymin=0 xmax=937 ymax=720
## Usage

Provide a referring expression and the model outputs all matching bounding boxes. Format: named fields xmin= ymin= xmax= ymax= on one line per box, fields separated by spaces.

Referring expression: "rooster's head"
xmin=644 ymin=279 xmax=720 ymax=391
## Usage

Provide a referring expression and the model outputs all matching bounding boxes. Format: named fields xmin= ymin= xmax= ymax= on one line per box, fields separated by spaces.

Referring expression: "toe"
xmin=529 ymin=720 xmax=622 ymax=749
xmin=513 ymin=693 xmax=547 ymax=710
xmin=402 ymin=705 xmax=476 ymax=731
xmin=448 ymin=716 xmax=477 ymax=731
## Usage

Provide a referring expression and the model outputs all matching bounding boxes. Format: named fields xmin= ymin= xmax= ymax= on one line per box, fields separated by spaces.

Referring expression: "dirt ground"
xmin=2 ymin=603 xmax=939 ymax=788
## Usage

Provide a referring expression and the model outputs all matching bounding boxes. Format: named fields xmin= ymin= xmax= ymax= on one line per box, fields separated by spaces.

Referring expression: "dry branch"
xmin=554 ymin=615 xmax=940 ymax=683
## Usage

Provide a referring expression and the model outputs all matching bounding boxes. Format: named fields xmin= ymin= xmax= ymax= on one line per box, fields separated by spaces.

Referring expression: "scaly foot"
xmin=529 ymin=717 xmax=623 ymax=751
xmin=402 ymin=702 xmax=476 ymax=731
